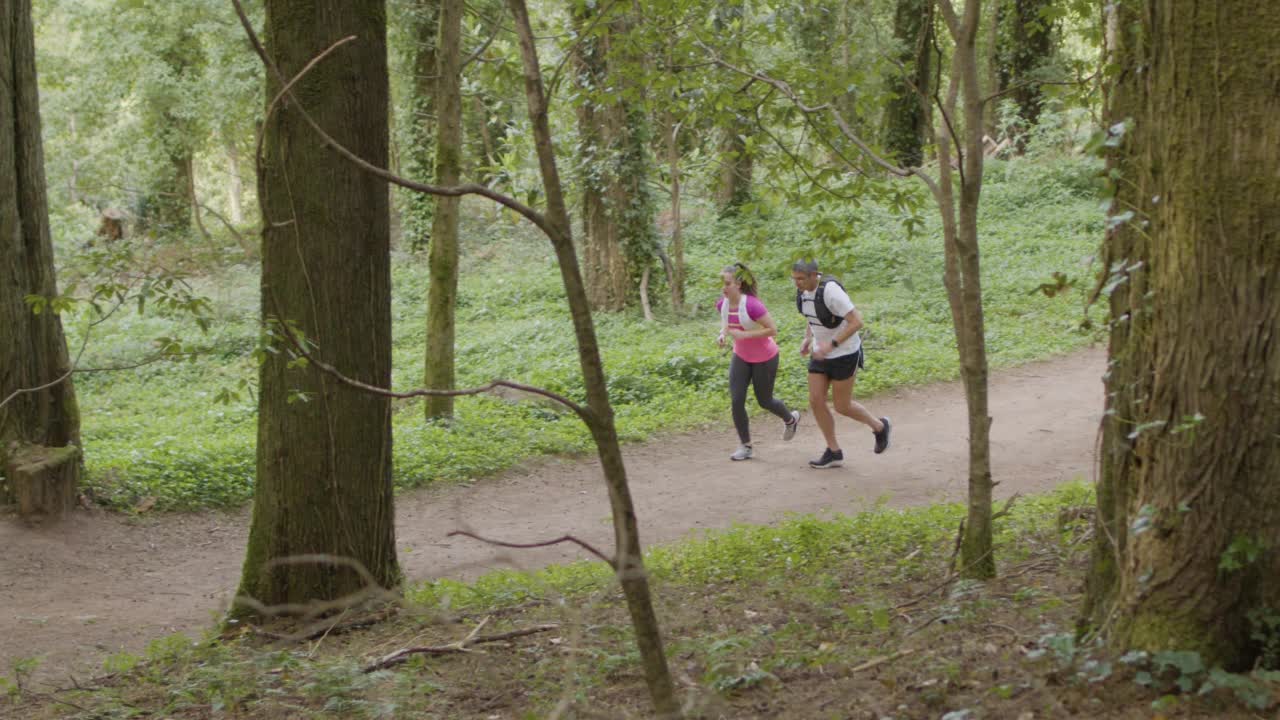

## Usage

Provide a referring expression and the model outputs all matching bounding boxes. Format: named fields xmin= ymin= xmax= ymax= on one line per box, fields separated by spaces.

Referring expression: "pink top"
xmin=717 ymin=294 xmax=780 ymax=363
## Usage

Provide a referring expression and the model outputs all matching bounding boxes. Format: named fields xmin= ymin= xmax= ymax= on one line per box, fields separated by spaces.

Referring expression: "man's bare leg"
xmin=807 ymin=372 xmax=840 ymax=450
xmin=830 ymin=375 xmax=884 ymax=432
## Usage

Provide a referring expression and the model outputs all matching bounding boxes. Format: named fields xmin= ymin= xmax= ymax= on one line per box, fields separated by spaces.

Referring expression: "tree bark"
xmin=570 ymin=2 xmax=653 ymax=312
xmin=882 ymin=0 xmax=936 ymax=168
xmin=0 ymin=0 xmax=82 ymax=504
xmin=935 ymin=0 xmax=995 ymax=580
xmin=506 ymin=2 xmax=678 ymax=714
xmin=994 ymin=0 xmax=1055 ymax=148
xmin=235 ymin=0 xmax=400 ymax=614
xmin=140 ymin=28 xmax=201 ymax=238
xmin=715 ymin=123 xmax=753 ymax=213
xmin=225 ymin=133 xmax=245 ymax=224
xmin=1081 ymin=0 xmax=1280 ymax=670
xmin=423 ymin=0 xmax=463 ymax=419
xmin=664 ymin=114 xmax=685 ymax=315
xmin=402 ymin=0 xmax=440 ymax=251
xmin=712 ymin=4 xmax=754 ymax=214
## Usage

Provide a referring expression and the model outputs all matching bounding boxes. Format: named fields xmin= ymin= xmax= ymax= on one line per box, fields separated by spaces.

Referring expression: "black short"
xmin=808 ymin=348 xmax=864 ymax=381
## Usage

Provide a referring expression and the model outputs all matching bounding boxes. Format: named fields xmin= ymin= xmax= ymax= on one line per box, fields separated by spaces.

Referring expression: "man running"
xmin=791 ymin=259 xmax=891 ymax=468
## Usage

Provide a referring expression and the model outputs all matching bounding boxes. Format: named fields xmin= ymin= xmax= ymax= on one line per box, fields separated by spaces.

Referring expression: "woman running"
xmin=716 ymin=263 xmax=801 ymax=460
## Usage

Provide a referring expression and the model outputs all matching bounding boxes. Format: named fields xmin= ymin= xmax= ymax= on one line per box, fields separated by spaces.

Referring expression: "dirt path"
xmin=1 ymin=348 xmax=1104 ymax=686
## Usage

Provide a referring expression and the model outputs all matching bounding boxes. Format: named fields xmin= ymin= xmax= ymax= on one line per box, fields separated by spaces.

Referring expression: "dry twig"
xmin=362 ymin=619 xmax=559 ymax=673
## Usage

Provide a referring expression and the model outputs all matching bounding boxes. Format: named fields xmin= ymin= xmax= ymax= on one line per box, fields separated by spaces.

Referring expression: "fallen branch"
xmin=893 ymin=544 xmax=994 ymax=612
xmin=363 ymin=619 xmax=559 ymax=672
xmin=446 ymin=529 xmax=616 ymax=569
xmin=849 ymin=648 xmax=915 ymax=673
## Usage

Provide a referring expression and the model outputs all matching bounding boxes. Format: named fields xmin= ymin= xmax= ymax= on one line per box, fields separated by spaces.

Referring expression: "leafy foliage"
xmin=62 ymin=155 xmax=1104 ymax=510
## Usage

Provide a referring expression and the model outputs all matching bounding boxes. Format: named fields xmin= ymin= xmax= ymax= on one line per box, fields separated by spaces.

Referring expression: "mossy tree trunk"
xmin=400 ymin=0 xmax=440 ymax=251
xmin=664 ymin=111 xmax=685 ymax=315
xmin=882 ymin=0 xmax=936 ymax=167
xmin=423 ymin=0 xmax=463 ymax=419
xmin=713 ymin=4 xmax=753 ymax=214
xmin=235 ymin=0 xmax=400 ymax=613
xmin=0 ymin=0 xmax=81 ymax=502
xmin=570 ymin=2 xmax=656 ymax=312
xmin=140 ymin=32 xmax=201 ymax=238
xmin=1081 ymin=0 xmax=1280 ymax=670
xmin=715 ymin=123 xmax=753 ymax=213
xmin=994 ymin=0 xmax=1055 ymax=147
xmin=506 ymin=2 xmax=678 ymax=714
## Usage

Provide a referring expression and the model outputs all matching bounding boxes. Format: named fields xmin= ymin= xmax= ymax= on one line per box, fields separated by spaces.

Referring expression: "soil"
xmin=0 ymin=348 xmax=1105 ymax=688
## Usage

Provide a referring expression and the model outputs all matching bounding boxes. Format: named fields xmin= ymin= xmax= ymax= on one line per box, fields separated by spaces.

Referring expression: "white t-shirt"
xmin=799 ymin=278 xmax=861 ymax=358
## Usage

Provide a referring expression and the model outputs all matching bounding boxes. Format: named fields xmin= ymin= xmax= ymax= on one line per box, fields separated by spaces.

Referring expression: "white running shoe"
xmin=782 ymin=411 xmax=800 ymax=441
xmin=730 ymin=444 xmax=753 ymax=461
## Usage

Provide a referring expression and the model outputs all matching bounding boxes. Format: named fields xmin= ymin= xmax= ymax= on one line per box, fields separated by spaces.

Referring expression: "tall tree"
xmin=146 ymin=26 xmax=199 ymax=236
xmin=423 ymin=0 xmax=463 ymax=419
xmin=1 ymin=0 xmax=82 ymax=511
xmin=235 ymin=0 xmax=400 ymax=612
xmin=398 ymin=0 xmax=440 ymax=251
xmin=1081 ymin=0 xmax=1280 ymax=668
xmin=713 ymin=3 xmax=753 ymax=213
xmin=994 ymin=0 xmax=1056 ymax=146
xmin=569 ymin=1 xmax=658 ymax=312
xmin=881 ymin=0 xmax=935 ymax=167
xmin=506 ymin=4 xmax=677 ymax=712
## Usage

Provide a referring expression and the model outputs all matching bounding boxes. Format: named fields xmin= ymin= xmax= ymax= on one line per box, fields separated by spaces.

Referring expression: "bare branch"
xmin=229 ymin=0 xmax=563 ymax=244
xmin=446 ymin=529 xmax=617 ymax=569
xmin=982 ymin=71 xmax=1100 ymax=107
xmin=459 ymin=15 xmax=501 ymax=70
xmin=263 ymin=295 xmax=591 ymax=422
xmin=362 ymin=622 xmax=559 ymax=672
xmin=991 ymin=492 xmax=1022 ymax=521
xmin=699 ymin=42 xmax=942 ymax=200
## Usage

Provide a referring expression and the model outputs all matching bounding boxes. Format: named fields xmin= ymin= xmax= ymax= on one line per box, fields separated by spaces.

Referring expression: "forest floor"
xmin=1 ymin=347 xmax=1106 ymax=689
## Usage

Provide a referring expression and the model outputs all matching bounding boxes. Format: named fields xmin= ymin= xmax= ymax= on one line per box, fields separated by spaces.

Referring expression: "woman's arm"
xmin=728 ymin=311 xmax=778 ymax=340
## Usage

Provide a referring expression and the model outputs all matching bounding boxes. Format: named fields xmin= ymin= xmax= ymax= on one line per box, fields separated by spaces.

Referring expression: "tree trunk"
xmin=715 ymin=123 xmax=753 ymax=213
xmin=713 ymin=5 xmax=753 ymax=214
xmin=570 ymin=2 xmax=654 ymax=312
xmin=225 ymin=134 xmax=245 ymax=224
xmin=235 ymin=0 xmax=400 ymax=614
xmin=401 ymin=0 xmax=440 ymax=251
xmin=424 ymin=0 xmax=463 ymax=419
xmin=506 ymin=2 xmax=678 ymax=714
xmin=995 ymin=0 xmax=1055 ymax=148
xmin=665 ymin=115 xmax=685 ymax=315
xmin=981 ymin=0 xmax=1002 ymax=138
xmin=882 ymin=0 xmax=936 ymax=168
xmin=144 ymin=149 xmax=194 ymax=237
xmin=935 ymin=0 xmax=995 ymax=580
xmin=1081 ymin=0 xmax=1280 ymax=670
xmin=7 ymin=444 xmax=79 ymax=519
xmin=0 ymin=0 xmax=82 ymax=508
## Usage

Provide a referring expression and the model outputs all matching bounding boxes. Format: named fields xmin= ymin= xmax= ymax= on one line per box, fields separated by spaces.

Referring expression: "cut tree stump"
xmin=5 ymin=444 xmax=81 ymax=521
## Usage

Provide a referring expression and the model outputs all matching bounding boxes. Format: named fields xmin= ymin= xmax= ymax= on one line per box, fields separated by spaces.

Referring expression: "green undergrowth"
xmin=11 ymin=482 xmax=1277 ymax=718
xmin=67 ymin=154 xmax=1106 ymax=510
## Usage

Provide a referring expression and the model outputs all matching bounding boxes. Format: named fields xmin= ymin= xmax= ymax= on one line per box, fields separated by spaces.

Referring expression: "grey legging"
xmin=729 ymin=353 xmax=793 ymax=445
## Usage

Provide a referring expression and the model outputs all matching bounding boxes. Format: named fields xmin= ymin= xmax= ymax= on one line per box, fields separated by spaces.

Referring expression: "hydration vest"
xmin=796 ymin=277 xmax=845 ymax=329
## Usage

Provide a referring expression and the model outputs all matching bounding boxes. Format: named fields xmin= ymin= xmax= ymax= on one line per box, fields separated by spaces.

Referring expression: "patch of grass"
xmin=67 ymin=155 xmax=1106 ymax=510
xmin=11 ymin=482 xmax=1276 ymax=719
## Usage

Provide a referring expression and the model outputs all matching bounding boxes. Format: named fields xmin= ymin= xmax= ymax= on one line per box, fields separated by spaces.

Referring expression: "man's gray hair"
xmin=792 ymin=258 xmax=819 ymax=274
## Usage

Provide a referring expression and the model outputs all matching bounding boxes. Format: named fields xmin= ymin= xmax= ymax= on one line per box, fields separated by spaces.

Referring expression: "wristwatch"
xmin=831 ymin=337 xmax=840 ymax=347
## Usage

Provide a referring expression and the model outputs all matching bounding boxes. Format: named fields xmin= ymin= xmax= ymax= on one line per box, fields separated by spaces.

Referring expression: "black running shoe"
xmin=874 ymin=417 xmax=892 ymax=454
xmin=809 ymin=447 xmax=844 ymax=469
